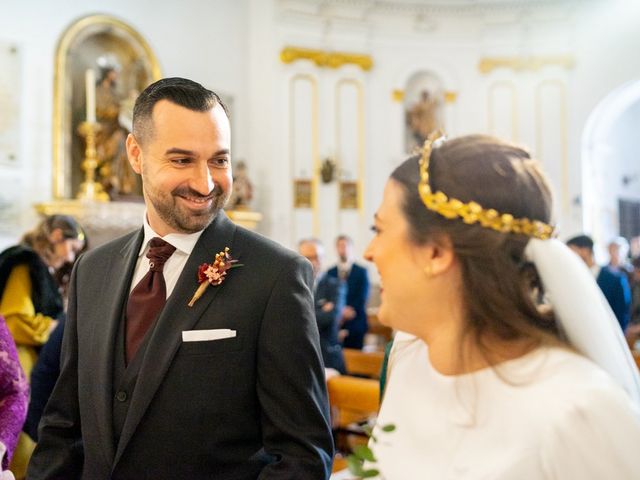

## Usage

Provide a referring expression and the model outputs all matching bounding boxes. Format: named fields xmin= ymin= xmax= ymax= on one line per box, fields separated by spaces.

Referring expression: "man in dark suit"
xmin=298 ymin=239 xmax=346 ymax=374
xmin=28 ymin=78 xmax=333 ymax=479
xmin=567 ymin=234 xmax=631 ymax=331
xmin=327 ymin=235 xmax=370 ymax=349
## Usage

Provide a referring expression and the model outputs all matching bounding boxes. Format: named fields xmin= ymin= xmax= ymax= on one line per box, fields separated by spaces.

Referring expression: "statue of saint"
xmin=406 ymin=90 xmax=441 ymax=149
xmin=228 ymin=161 xmax=254 ymax=210
xmin=94 ymin=67 xmax=138 ymax=197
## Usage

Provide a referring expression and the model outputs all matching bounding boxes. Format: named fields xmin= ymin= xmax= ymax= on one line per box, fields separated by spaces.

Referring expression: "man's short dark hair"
xmin=566 ymin=234 xmax=594 ymax=251
xmin=336 ymin=234 xmax=352 ymax=244
xmin=132 ymin=77 xmax=228 ymax=145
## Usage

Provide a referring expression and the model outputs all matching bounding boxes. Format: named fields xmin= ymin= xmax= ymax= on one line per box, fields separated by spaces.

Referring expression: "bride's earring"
xmin=423 ymin=262 xmax=433 ymax=278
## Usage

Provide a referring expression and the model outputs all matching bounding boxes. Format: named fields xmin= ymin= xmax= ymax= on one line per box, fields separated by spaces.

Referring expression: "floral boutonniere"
xmin=187 ymin=247 xmax=242 ymax=307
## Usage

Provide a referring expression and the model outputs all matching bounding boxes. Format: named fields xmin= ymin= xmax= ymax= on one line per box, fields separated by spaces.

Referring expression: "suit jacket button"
xmin=116 ymin=390 xmax=128 ymax=402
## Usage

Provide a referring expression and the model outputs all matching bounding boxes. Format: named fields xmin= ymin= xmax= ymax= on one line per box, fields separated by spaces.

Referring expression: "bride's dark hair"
xmin=390 ymin=134 xmax=567 ymax=366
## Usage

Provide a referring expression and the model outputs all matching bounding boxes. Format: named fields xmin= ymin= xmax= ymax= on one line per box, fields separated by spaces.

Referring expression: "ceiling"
xmin=279 ymin=0 xmax=596 ymax=15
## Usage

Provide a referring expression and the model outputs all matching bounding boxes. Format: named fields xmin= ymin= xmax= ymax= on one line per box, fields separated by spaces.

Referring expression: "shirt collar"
xmin=338 ymin=260 xmax=353 ymax=272
xmin=138 ymin=213 xmax=205 ymax=257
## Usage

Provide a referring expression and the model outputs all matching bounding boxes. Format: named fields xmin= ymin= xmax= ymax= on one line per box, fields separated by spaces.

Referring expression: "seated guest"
xmin=567 ymin=234 xmax=631 ymax=331
xmin=299 ymin=239 xmax=347 ymax=374
xmin=364 ymin=133 xmax=640 ymax=478
xmin=0 ymin=215 xmax=86 ymax=374
xmin=0 ymin=315 xmax=28 ymax=479
xmin=327 ymin=235 xmax=370 ymax=349
xmin=608 ymin=236 xmax=634 ymax=283
xmin=632 ymin=257 xmax=640 ymax=325
xmin=625 ymin=257 xmax=640 ymax=346
xmin=23 ymin=230 xmax=87 ymax=443
xmin=0 ymin=215 xmax=85 ymax=477
xmin=23 ymin=318 xmax=64 ymax=442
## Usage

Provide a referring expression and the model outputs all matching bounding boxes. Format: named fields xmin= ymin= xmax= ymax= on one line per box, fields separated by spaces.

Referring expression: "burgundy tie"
xmin=125 ymin=237 xmax=176 ymax=364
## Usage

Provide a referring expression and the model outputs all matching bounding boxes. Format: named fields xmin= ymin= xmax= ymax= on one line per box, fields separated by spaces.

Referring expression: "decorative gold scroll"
xmin=280 ymin=46 xmax=373 ymax=71
xmin=478 ymin=56 xmax=574 ymax=75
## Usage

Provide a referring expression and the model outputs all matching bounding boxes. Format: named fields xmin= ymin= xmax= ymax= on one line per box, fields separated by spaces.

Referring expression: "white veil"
xmin=525 ymin=238 xmax=640 ymax=404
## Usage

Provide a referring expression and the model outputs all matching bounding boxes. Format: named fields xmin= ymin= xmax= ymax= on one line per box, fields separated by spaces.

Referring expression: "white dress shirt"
xmin=129 ymin=214 xmax=204 ymax=298
xmin=337 ymin=260 xmax=353 ymax=280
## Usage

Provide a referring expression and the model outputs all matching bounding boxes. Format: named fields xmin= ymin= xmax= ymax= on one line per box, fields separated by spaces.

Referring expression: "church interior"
xmin=1 ymin=0 xmax=639 ymax=261
xmin=2 ymin=0 xmax=640 ymax=477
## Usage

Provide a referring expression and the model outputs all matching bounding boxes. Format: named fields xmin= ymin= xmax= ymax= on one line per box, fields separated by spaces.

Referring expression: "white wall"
xmin=0 ymin=0 xmax=249 ymax=249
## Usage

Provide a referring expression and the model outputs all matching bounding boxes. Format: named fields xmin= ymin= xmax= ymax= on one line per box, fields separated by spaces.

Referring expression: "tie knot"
xmin=146 ymin=237 xmax=176 ymax=272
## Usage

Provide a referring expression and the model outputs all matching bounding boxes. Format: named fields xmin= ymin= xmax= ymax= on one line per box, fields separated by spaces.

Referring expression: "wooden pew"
xmin=366 ymin=312 xmax=393 ymax=344
xmin=327 ymin=375 xmax=380 ymax=459
xmin=343 ymin=348 xmax=385 ymax=379
xmin=633 ymin=350 xmax=640 ymax=370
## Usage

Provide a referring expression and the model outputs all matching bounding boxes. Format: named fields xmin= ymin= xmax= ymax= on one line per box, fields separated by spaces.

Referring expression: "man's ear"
xmin=126 ymin=133 xmax=142 ymax=174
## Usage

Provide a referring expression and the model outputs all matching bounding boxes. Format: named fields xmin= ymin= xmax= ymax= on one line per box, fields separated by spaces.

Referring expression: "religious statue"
xmin=94 ymin=65 xmax=138 ymax=197
xmin=320 ymin=157 xmax=336 ymax=184
xmin=227 ymin=161 xmax=253 ymax=210
xmin=406 ymin=89 xmax=441 ymax=150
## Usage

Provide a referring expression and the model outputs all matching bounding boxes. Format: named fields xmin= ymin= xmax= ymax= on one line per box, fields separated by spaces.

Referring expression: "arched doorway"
xmin=581 ymin=79 xmax=640 ymax=257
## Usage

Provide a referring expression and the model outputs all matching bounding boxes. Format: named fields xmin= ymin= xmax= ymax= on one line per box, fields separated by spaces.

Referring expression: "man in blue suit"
xmin=567 ymin=234 xmax=631 ymax=331
xmin=299 ymin=239 xmax=346 ymax=373
xmin=327 ymin=235 xmax=370 ymax=349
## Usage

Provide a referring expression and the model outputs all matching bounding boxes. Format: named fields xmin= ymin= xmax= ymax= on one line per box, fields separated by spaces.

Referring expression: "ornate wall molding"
xmin=391 ymin=89 xmax=404 ymax=102
xmin=444 ymin=91 xmax=458 ymax=104
xmin=288 ymin=74 xmax=320 ymax=239
xmin=487 ymin=81 xmax=518 ymax=141
xmin=535 ymin=80 xmax=569 ymax=213
xmin=280 ymin=46 xmax=373 ymax=71
xmin=391 ymin=89 xmax=457 ymax=103
xmin=478 ymin=56 xmax=574 ymax=74
xmin=278 ymin=0 xmax=587 ymax=19
xmin=335 ymin=79 xmax=365 ymax=215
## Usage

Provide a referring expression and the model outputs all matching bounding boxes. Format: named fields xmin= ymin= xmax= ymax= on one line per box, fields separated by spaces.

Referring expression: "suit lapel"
xmin=113 ymin=213 xmax=237 ymax=465
xmin=92 ymin=229 xmax=143 ymax=465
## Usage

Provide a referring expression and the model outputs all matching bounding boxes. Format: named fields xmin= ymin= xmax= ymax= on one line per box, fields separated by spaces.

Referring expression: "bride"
xmin=364 ymin=134 xmax=640 ymax=478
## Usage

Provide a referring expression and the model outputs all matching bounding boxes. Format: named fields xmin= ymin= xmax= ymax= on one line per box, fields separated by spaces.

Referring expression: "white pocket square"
xmin=182 ymin=329 xmax=236 ymax=342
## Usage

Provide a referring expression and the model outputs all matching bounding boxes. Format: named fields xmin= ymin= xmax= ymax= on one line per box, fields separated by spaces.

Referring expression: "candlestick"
xmin=85 ymin=69 xmax=96 ymax=123
xmin=76 ymin=121 xmax=109 ymax=202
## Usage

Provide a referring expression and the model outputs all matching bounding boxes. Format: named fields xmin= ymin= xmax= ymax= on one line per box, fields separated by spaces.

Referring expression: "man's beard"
xmin=148 ymin=184 xmax=230 ymax=234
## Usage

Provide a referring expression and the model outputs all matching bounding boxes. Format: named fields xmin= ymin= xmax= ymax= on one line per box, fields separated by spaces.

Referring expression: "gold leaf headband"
xmin=417 ymin=132 xmax=554 ymax=240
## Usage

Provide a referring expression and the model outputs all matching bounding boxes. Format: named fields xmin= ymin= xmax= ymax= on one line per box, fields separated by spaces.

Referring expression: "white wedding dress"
xmin=371 ymin=334 xmax=640 ymax=479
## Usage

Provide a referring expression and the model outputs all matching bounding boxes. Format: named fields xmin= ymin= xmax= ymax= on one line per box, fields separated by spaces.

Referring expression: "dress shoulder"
xmin=539 ymin=352 xmax=640 ymax=479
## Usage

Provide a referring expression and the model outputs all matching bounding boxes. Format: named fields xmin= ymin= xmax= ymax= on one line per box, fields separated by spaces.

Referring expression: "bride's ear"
xmin=417 ymin=236 xmax=456 ymax=277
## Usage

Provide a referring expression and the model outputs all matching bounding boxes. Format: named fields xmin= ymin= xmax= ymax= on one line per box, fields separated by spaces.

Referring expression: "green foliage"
xmin=353 ymin=445 xmax=376 ymax=462
xmin=346 ymin=423 xmax=396 ymax=479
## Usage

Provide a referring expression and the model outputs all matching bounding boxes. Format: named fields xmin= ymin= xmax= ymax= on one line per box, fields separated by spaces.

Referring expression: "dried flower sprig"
xmin=187 ymin=247 xmax=242 ymax=307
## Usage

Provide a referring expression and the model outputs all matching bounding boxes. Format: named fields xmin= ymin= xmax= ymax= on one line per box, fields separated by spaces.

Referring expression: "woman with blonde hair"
xmin=364 ymin=134 xmax=640 ymax=478
xmin=0 ymin=214 xmax=85 ymax=477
